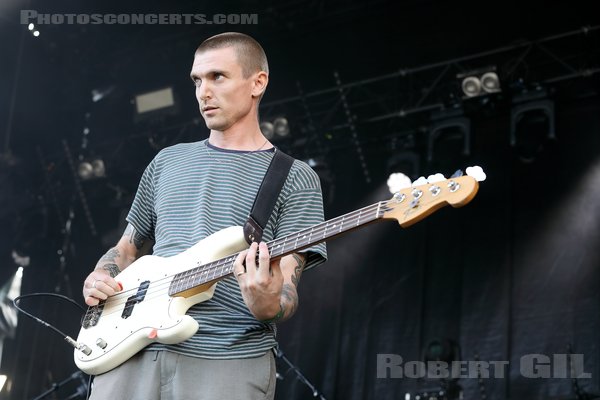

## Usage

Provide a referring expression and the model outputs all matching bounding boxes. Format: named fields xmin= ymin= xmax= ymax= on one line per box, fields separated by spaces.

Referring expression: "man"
xmin=82 ymin=32 xmax=326 ymax=399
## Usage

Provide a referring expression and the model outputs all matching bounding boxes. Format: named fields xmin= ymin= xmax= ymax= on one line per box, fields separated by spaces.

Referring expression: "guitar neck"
xmin=169 ymin=201 xmax=388 ymax=296
xmin=168 ymin=173 xmax=481 ymax=296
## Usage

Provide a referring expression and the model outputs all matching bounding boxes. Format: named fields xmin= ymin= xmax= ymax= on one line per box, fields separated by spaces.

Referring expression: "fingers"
xmin=234 ymin=249 xmax=248 ymax=280
xmin=83 ymin=271 xmax=122 ymax=306
xmin=257 ymin=242 xmax=278 ymax=280
xmin=236 ymin=242 xmax=281 ymax=282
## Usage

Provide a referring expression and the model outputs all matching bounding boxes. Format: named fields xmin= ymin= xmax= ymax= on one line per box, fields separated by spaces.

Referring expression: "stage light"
xmin=480 ymin=71 xmax=500 ymax=93
xmin=77 ymin=159 xmax=105 ymax=180
xmin=28 ymin=23 xmax=34 ymax=31
xmin=91 ymin=85 xmax=115 ymax=103
xmin=427 ymin=107 xmax=470 ymax=163
xmin=461 ymin=76 xmax=481 ymax=97
xmin=510 ymin=87 xmax=555 ymax=162
xmin=260 ymin=121 xmax=274 ymax=139
xmin=259 ymin=117 xmax=290 ymax=140
xmin=134 ymin=87 xmax=177 ymax=122
xmin=33 ymin=30 xmax=40 ymax=37
xmin=458 ymin=67 xmax=501 ymax=98
xmin=273 ymin=117 xmax=290 ymax=137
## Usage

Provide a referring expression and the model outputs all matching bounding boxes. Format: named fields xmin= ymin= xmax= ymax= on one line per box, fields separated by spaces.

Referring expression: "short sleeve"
xmin=126 ymin=159 xmax=157 ymax=241
xmin=274 ymin=163 xmax=328 ymax=271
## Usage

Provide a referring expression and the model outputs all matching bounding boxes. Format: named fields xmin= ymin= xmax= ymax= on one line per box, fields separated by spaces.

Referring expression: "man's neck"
xmin=208 ymin=124 xmax=271 ymax=151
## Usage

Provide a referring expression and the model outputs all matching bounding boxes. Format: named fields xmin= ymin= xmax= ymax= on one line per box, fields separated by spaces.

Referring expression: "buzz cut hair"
xmin=195 ymin=32 xmax=269 ymax=78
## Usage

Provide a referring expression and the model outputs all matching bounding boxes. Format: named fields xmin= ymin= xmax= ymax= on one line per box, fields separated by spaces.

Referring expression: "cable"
xmin=12 ymin=292 xmax=93 ymax=356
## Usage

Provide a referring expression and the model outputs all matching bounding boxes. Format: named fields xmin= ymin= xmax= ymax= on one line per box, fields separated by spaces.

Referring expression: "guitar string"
xmin=92 ymin=202 xmax=386 ymax=315
xmin=84 ymin=179 xmax=470 ymax=322
xmin=102 ymin=200 xmax=385 ymax=301
xmin=89 ymin=174 xmax=471 ymax=320
xmin=85 ymin=200 xmax=389 ymax=320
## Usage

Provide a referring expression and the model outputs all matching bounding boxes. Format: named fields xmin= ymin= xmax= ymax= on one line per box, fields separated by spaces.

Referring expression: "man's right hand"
xmin=83 ymin=269 xmax=122 ymax=306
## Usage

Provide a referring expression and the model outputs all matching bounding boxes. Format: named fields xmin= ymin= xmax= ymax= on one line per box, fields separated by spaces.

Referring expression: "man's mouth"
xmin=202 ymin=105 xmax=218 ymax=112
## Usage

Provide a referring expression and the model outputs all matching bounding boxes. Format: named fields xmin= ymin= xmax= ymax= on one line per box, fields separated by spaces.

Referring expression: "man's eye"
xmin=193 ymin=80 xmax=201 ymax=87
xmin=214 ymin=73 xmax=223 ymax=80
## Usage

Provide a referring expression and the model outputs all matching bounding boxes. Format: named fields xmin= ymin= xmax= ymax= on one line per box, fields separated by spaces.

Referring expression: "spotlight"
xmin=480 ymin=72 xmax=500 ymax=93
xmin=260 ymin=121 xmax=274 ymax=139
xmin=272 ymin=117 xmax=290 ymax=137
xmin=260 ymin=117 xmax=290 ymax=140
xmin=28 ymin=23 xmax=34 ymax=31
xmin=77 ymin=159 xmax=105 ymax=180
xmin=91 ymin=85 xmax=115 ymax=103
xmin=33 ymin=30 xmax=40 ymax=37
xmin=458 ymin=67 xmax=501 ymax=99
xmin=461 ymin=76 xmax=481 ymax=98
xmin=134 ymin=87 xmax=177 ymax=122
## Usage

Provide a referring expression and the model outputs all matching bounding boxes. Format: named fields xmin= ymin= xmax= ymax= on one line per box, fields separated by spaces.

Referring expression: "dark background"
xmin=0 ymin=0 xmax=599 ymax=399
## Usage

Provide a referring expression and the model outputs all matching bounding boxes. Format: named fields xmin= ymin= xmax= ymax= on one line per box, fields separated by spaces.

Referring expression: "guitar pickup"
xmin=121 ymin=281 xmax=150 ymax=319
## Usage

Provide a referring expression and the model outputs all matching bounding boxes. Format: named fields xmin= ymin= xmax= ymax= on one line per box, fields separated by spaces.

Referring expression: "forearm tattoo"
xmin=291 ymin=254 xmax=306 ymax=287
xmin=95 ymin=248 xmax=121 ymax=277
xmin=100 ymin=248 xmax=119 ymax=262
xmin=125 ymin=224 xmax=145 ymax=250
xmin=281 ymin=283 xmax=298 ymax=316
xmin=98 ymin=263 xmax=121 ymax=278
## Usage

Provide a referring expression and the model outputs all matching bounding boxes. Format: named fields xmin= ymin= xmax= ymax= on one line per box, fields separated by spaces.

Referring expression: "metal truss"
xmin=259 ymin=26 xmax=600 ymax=182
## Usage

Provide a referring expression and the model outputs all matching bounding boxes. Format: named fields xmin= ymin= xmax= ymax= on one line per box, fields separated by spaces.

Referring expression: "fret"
xmin=357 ymin=209 xmax=362 ymax=226
xmin=339 ymin=216 xmax=344 ymax=233
xmin=186 ymin=270 xmax=192 ymax=290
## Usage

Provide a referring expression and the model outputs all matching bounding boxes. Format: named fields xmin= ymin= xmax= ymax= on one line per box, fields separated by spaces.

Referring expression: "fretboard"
xmin=168 ymin=200 xmax=390 ymax=296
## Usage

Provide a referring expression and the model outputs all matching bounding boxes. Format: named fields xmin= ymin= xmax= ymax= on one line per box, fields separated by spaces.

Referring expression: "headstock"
xmin=382 ymin=166 xmax=485 ymax=227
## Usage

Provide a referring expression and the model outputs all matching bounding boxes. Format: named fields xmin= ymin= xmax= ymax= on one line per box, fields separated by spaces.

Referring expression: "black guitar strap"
xmin=243 ymin=148 xmax=294 ymax=244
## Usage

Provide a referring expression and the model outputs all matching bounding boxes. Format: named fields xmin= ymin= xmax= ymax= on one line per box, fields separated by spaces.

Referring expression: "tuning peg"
xmin=466 ymin=166 xmax=486 ymax=182
xmin=427 ymin=173 xmax=446 ymax=183
xmin=450 ymin=169 xmax=464 ymax=178
xmin=412 ymin=176 xmax=428 ymax=186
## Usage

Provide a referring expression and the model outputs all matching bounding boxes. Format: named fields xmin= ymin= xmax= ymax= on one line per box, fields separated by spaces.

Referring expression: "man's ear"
xmin=252 ymin=71 xmax=269 ymax=98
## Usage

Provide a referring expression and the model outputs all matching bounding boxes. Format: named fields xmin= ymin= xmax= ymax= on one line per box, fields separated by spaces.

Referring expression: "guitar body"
xmin=74 ymin=226 xmax=248 ymax=375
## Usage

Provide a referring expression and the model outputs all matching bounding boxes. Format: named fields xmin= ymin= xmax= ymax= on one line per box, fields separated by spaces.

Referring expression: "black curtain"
xmin=275 ymin=98 xmax=600 ymax=400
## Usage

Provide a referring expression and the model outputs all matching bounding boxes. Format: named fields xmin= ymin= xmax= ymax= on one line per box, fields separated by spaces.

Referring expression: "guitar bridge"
xmin=82 ymin=301 xmax=105 ymax=329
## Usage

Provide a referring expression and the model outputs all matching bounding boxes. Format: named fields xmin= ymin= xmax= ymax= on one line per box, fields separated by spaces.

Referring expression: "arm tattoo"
xmin=281 ymin=283 xmax=298 ymax=316
xmin=125 ymin=224 xmax=145 ymax=250
xmin=95 ymin=248 xmax=121 ymax=277
xmin=100 ymin=248 xmax=119 ymax=262
xmin=98 ymin=263 xmax=121 ymax=278
xmin=290 ymin=254 xmax=306 ymax=287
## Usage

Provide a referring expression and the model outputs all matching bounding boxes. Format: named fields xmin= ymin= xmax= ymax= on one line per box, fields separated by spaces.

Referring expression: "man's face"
xmin=190 ymin=47 xmax=256 ymax=132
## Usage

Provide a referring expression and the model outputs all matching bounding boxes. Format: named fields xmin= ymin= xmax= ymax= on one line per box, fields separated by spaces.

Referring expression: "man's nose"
xmin=197 ymin=81 xmax=212 ymax=100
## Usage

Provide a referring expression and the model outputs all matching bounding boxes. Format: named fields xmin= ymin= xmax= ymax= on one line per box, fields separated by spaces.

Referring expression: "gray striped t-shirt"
xmin=126 ymin=139 xmax=327 ymax=359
